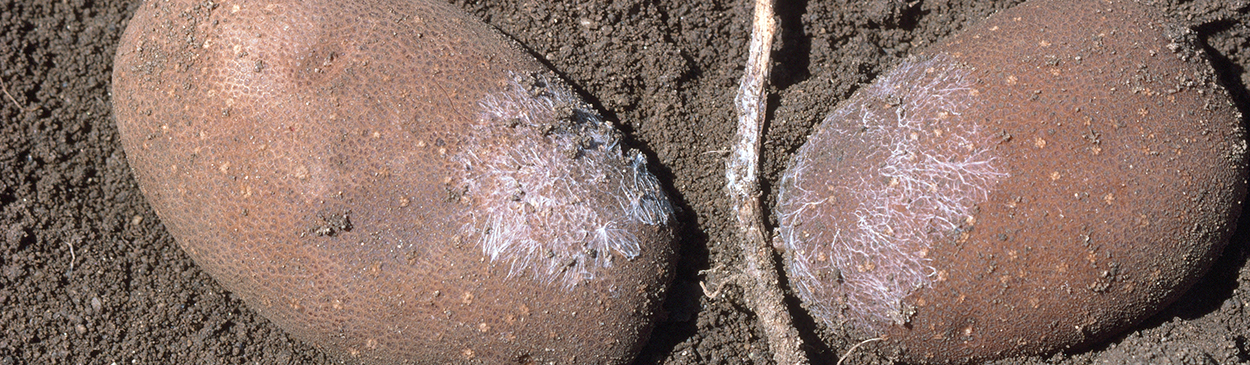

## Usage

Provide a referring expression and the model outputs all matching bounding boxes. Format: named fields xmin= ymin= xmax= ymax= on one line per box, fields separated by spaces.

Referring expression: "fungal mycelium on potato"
xmin=111 ymin=0 xmax=675 ymax=363
xmin=776 ymin=0 xmax=1246 ymax=363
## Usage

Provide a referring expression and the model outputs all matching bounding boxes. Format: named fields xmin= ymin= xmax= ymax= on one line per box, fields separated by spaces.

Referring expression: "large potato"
xmin=112 ymin=0 xmax=676 ymax=363
xmin=776 ymin=0 xmax=1246 ymax=362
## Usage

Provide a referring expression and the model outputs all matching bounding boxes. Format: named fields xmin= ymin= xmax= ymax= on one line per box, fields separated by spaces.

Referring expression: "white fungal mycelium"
xmin=455 ymin=72 xmax=673 ymax=288
xmin=777 ymin=55 xmax=1007 ymax=333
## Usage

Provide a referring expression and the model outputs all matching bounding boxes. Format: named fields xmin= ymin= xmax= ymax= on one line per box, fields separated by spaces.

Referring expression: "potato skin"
xmin=112 ymin=0 xmax=675 ymax=364
xmin=776 ymin=0 xmax=1246 ymax=363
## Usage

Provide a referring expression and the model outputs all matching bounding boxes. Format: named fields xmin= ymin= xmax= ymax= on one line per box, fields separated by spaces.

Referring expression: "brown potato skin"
xmin=900 ymin=1 xmax=1245 ymax=361
xmin=111 ymin=0 xmax=674 ymax=364
xmin=777 ymin=0 xmax=1246 ymax=363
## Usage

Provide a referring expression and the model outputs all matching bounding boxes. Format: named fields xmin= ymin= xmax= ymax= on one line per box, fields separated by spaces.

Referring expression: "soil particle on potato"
xmin=310 ymin=210 xmax=352 ymax=237
xmin=1 ymin=0 xmax=1248 ymax=364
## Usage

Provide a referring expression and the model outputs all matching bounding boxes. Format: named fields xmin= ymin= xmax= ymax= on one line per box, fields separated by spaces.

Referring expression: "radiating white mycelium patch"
xmin=777 ymin=55 xmax=1007 ymax=333
xmin=455 ymin=72 xmax=673 ymax=288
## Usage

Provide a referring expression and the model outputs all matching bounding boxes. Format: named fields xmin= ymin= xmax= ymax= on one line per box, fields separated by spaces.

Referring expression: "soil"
xmin=1 ymin=0 xmax=1248 ymax=364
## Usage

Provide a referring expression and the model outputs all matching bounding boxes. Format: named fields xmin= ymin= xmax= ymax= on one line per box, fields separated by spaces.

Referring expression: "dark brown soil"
xmin=1 ymin=0 xmax=1247 ymax=364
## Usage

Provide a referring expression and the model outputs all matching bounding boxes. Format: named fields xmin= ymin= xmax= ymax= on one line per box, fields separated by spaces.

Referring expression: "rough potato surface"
xmin=112 ymin=0 xmax=676 ymax=363
xmin=777 ymin=0 xmax=1246 ymax=362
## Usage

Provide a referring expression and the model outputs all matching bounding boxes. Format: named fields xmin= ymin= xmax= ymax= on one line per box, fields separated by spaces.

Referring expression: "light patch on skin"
xmin=777 ymin=54 xmax=1006 ymax=334
xmin=455 ymin=72 xmax=673 ymax=288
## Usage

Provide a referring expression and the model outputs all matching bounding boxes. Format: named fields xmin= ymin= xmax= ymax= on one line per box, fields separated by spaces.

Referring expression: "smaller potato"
xmin=112 ymin=0 xmax=676 ymax=363
xmin=776 ymin=0 xmax=1245 ymax=363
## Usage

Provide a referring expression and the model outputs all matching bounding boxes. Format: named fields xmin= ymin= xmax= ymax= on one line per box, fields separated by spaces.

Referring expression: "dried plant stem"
xmin=1 ymin=76 xmax=25 ymax=111
xmin=726 ymin=0 xmax=809 ymax=364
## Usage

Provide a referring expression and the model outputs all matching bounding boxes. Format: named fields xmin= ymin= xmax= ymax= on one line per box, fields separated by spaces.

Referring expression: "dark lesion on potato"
xmin=309 ymin=209 xmax=353 ymax=237
xmin=890 ymin=302 xmax=917 ymax=326
xmin=444 ymin=183 xmax=467 ymax=203
xmin=1087 ymin=262 xmax=1119 ymax=293
xmin=513 ymin=71 xmax=616 ymax=142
